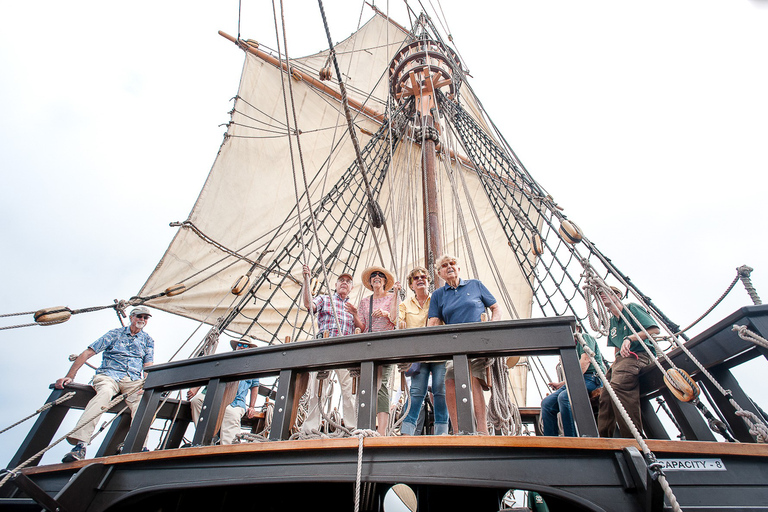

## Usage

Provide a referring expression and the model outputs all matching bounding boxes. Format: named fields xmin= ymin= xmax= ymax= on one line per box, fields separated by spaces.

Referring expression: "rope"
xmin=733 ymin=324 xmax=768 ymax=351
xmin=317 ymin=0 xmax=395 ymax=268
xmin=351 ymin=428 xmax=379 ymax=512
xmin=673 ymin=269 xmax=740 ymax=336
xmin=0 ymin=383 xmax=143 ymax=488
xmin=578 ymin=336 xmax=682 ymax=512
xmin=486 ymin=358 xmax=521 ymax=435
xmin=583 ymin=261 xmax=768 ymax=441
xmin=273 ymin=0 xmax=342 ymax=336
xmin=737 ymin=265 xmax=762 ymax=305
xmin=234 ymin=402 xmax=275 ymax=443
xmin=0 ymin=392 xmax=76 ymax=436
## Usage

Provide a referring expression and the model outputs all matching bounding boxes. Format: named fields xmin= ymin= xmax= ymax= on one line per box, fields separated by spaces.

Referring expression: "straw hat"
xmin=361 ymin=265 xmax=395 ymax=291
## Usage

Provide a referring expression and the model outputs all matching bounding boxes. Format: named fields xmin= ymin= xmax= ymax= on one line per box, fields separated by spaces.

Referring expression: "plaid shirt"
xmin=89 ymin=326 xmax=154 ymax=381
xmin=313 ymin=293 xmax=355 ymax=337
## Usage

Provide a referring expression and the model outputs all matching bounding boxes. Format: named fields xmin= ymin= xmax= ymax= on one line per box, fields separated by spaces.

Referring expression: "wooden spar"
xmin=218 ymin=31 xmax=385 ymax=124
xmin=218 ymin=31 xmax=527 ymax=202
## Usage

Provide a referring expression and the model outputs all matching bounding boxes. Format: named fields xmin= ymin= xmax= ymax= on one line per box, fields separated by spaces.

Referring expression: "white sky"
xmin=1 ymin=0 xmax=767 ymax=465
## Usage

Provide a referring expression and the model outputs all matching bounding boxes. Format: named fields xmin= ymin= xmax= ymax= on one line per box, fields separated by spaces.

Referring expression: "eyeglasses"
xmin=439 ymin=260 xmax=457 ymax=269
xmin=370 ymin=271 xmax=385 ymax=278
xmin=135 ymin=315 xmax=150 ymax=320
xmin=412 ymin=275 xmax=428 ymax=281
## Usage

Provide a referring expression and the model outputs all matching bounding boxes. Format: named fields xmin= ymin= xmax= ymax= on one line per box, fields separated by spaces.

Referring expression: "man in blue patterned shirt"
xmin=56 ymin=306 xmax=155 ymax=462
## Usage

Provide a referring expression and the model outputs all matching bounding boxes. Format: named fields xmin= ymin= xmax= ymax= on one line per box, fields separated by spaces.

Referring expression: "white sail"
xmin=139 ymin=13 xmax=534 ymax=404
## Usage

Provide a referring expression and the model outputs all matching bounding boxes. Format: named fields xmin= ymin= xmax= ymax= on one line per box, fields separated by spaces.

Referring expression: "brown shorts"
xmin=445 ymin=358 xmax=489 ymax=384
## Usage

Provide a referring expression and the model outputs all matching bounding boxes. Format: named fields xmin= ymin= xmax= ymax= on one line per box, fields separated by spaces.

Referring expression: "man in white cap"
xmin=56 ymin=306 xmax=155 ymax=462
xmin=187 ymin=338 xmax=261 ymax=444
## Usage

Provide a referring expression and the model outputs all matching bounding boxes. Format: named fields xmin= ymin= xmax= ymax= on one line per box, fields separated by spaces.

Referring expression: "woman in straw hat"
xmin=358 ymin=265 xmax=399 ymax=434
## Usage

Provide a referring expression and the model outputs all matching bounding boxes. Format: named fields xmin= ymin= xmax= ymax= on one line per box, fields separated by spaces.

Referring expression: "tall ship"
xmin=1 ymin=2 xmax=767 ymax=511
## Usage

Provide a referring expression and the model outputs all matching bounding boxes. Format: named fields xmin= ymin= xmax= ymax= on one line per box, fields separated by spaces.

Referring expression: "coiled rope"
xmin=487 ymin=358 xmax=522 ymax=436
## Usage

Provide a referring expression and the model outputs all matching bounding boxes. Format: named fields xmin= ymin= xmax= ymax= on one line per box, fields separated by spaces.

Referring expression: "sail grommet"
xmin=165 ymin=284 xmax=187 ymax=297
xmin=34 ymin=307 xmax=72 ymax=325
xmin=531 ymin=233 xmax=544 ymax=256
xmin=559 ymin=220 xmax=583 ymax=244
xmin=231 ymin=275 xmax=250 ymax=296
xmin=664 ymin=368 xmax=700 ymax=402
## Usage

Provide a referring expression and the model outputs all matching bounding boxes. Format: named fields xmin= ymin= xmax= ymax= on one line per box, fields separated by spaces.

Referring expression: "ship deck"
xmin=3 ymin=308 xmax=768 ymax=511
xmin=6 ymin=436 xmax=768 ymax=511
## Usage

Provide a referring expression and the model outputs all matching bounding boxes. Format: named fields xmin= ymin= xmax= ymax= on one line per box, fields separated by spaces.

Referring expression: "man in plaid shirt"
xmin=300 ymin=265 xmax=362 ymax=432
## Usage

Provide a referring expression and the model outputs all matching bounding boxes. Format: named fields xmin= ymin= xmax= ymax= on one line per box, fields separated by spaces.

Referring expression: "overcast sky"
xmin=1 ymin=1 xmax=767 ymax=465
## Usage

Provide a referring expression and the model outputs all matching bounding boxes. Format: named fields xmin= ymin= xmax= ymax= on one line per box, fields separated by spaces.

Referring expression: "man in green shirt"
xmin=597 ymin=286 xmax=659 ymax=438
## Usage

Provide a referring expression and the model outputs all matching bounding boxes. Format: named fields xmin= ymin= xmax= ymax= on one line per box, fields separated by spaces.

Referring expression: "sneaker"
xmin=62 ymin=443 xmax=86 ymax=463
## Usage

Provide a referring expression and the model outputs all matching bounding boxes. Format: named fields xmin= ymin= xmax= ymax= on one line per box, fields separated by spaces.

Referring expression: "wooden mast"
xmin=389 ymin=36 xmax=461 ymax=286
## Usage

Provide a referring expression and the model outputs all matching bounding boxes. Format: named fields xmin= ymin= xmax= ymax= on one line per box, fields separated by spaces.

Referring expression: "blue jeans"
xmin=541 ymin=373 xmax=601 ymax=437
xmin=401 ymin=362 xmax=448 ymax=435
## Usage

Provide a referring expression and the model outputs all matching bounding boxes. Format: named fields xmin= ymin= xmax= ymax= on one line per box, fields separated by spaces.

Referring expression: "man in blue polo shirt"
xmin=428 ymin=255 xmax=500 ymax=434
xmin=56 ymin=306 xmax=155 ymax=462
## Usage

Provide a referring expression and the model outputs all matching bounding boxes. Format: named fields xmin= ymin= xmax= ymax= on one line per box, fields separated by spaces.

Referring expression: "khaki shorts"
xmin=445 ymin=358 xmax=489 ymax=385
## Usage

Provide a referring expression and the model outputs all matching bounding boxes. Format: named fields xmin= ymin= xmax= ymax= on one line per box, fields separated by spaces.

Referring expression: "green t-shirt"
xmin=608 ymin=302 xmax=658 ymax=354
xmin=577 ymin=332 xmax=606 ymax=374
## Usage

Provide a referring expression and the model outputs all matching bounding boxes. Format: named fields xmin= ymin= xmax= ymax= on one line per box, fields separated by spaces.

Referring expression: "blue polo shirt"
xmin=428 ymin=278 xmax=497 ymax=325
xmin=89 ymin=326 xmax=154 ymax=381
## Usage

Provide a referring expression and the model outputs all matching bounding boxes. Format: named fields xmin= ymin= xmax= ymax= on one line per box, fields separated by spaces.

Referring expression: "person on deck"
xmin=397 ymin=267 xmax=449 ymax=436
xmin=56 ymin=306 xmax=155 ymax=463
xmin=187 ymin=338 xmax=260 ymax=445
xmin=541 ymin=324 xmax=605 ymax=437
xmin=300 ymin=265 xmax=359 ymax=433
xmin=427 ymin=255 xmax=501 ymax=435
xmin=358 ymin=265 xmax=399 ymax=435
xmin=597 ymin=285 xmax=659 ymax=438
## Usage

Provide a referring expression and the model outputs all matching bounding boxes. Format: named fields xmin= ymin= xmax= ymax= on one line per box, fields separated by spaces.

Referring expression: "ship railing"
xmin=638 ymin=304 xmax=768 ymax=443
xmin=117 ymin=316 xmax=593 ymax=452
xmin=6 ymin=316 xmax=595 ymax=467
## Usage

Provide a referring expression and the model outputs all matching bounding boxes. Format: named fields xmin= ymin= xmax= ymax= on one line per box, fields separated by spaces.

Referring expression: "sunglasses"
xmin=412 ymin=275 xmax=428 ymax=281
xmin=135 ymin=314 xmax=150 ymax=320
xmin=370 ymin=271 xmax=386 ymax=278
xmin=337 ymin=277 xmax=352 ymax=283
xmin=236 ymin=342 xmax=251 ymax=348
xmin=439 ymin=260 xmax=457 ymax=269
